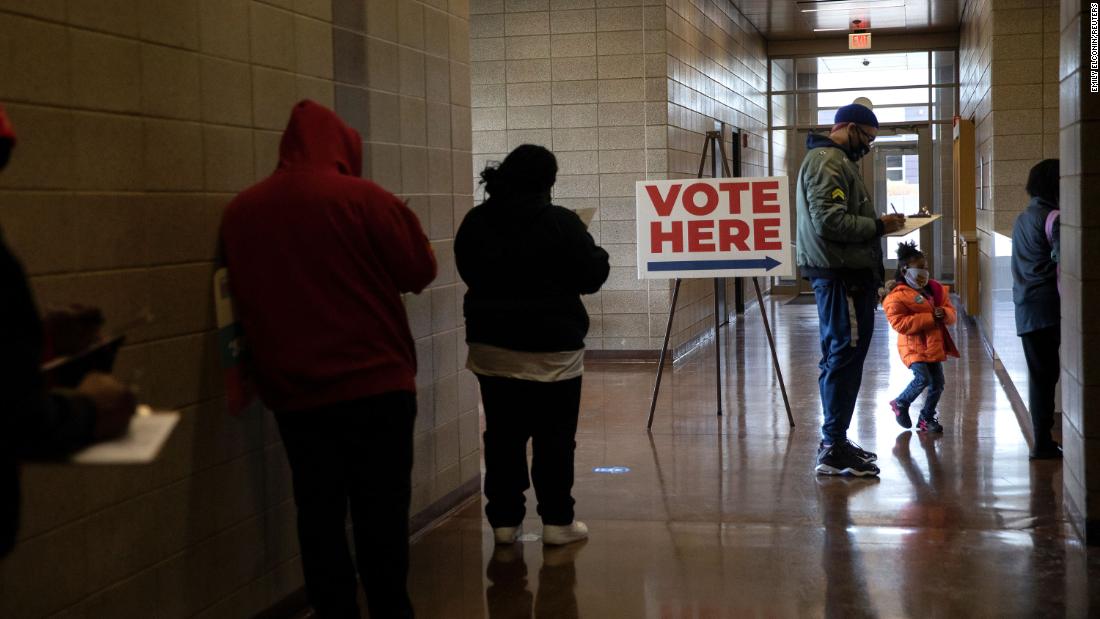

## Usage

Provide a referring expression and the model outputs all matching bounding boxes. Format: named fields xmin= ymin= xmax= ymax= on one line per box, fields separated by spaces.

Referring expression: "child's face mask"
xmin=905 ymin=267 xmax=929 ymax=289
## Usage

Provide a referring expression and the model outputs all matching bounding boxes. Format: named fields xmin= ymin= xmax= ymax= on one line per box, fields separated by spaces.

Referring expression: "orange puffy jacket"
xmin=883 ymin=279 xmax=959 ymax=367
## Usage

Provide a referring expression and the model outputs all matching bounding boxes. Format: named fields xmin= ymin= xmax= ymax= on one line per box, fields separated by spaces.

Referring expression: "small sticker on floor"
xmin=593 ymin=466 xmax=631 ymax=474
xmin=518 ymin=533 xmax=541 ymax=542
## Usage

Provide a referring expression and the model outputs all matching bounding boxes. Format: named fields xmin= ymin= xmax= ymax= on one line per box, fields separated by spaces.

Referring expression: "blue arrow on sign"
xmin=647 ymin=256 xmax=782 ymax=272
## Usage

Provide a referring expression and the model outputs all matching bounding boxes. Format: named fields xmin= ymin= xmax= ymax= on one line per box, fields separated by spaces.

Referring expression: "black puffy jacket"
xmin=455 ymin=192 xmax=609 ymax=352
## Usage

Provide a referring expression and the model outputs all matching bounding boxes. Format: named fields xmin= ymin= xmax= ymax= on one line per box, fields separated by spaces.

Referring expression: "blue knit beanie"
xmin=834 ymin=103 xmax=879 ymax=128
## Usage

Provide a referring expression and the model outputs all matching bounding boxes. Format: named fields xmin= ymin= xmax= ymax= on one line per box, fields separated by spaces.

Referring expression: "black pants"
xmin=477 ymin=375 xmax=582 ymax=528
xmin=1021 ymin=325 xmax=1060 ymax=448
xmin=275 ymin=391 xmax=417 ymax=619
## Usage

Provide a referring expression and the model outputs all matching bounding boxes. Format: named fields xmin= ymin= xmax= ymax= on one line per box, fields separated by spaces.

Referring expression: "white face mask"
xmin=904 ymin=267 xmax=929 ymax=290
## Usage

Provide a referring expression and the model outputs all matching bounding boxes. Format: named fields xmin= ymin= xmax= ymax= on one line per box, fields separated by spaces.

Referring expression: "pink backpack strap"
xmin=1044 ymin=208 xmax=1061 ymax=295
xmin=1044 ymin=209 xmax=1059 ymax=245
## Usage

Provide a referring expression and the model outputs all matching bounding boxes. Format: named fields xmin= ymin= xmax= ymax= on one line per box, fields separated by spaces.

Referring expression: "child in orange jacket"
xmin=883 ymin=242 xmax=959 ymax=433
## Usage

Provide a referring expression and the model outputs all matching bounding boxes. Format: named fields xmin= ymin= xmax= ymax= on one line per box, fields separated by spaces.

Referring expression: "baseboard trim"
xmin=586 ymin=296 xmax=764 ymax=364
xmin=969 ymin=311 xmax=1039 ymax=451
xmin=975 ymin=313 xmax=1065 ymax=453
xmin=989 ymin=347 xmax=1035 ymax=450
xmin=1063 ymin=487 xmax=1100 ymax=546
xmin=254 ymin=475 xmax=482 ymax=619
xmin=970 ymin=309 xmax=1099 ymax=547
xmin=409 ymin=475 xmax=481 ymax=541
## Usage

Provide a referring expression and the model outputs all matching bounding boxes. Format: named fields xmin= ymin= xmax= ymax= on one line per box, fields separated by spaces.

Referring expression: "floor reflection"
xmin=817 ymin=476 xmax=878 ymax=619
xmin=406 ymin=300 xmax=1099 ymax=618
xmin=485 ymin=541 xmax=583 ymax=619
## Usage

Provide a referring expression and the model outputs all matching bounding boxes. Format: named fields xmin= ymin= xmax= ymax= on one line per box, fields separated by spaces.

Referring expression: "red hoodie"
xmin=0 ymin=104 xmax=16 ymax=145
xmin=220 ymin=100 xmax=436 ymax=412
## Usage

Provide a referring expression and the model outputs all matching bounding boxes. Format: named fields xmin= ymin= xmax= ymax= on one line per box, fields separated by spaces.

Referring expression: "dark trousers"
xmin=1021 ymin=325 xmax=1060 ymax=448
xmin=477 ymin=374 xmax=582 ymax=528
xmin=811 ymin=277 xmax=876 ymax=444
xmin=896 ymin=362 xmax=946 ymax=417
xmin=275 ymin=391 xmax=417 ymax=619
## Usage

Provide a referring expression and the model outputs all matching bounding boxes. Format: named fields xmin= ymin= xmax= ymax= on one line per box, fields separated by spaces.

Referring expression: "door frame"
xmin=863 ymin=124 xmax=934 ymax=278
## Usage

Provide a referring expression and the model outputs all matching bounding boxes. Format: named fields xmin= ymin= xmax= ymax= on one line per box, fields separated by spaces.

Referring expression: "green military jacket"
xmin=794 ymin=136 xmax=882 ymax=280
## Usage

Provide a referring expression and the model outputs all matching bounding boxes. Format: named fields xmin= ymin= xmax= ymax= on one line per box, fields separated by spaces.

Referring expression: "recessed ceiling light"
xmin=798 ymin=1 xmax=905 ymax=12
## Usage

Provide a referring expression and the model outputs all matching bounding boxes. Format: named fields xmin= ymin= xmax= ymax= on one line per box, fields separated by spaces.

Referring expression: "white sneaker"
xmin=542 ymin=521 xmax=588 ymax=546
xmin=493 ymin=526 xmax=520 ymax=544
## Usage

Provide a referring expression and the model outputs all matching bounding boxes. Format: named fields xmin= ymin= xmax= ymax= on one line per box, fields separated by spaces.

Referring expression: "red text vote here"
xmin=643 ymin=180 xmax=783 ymax=254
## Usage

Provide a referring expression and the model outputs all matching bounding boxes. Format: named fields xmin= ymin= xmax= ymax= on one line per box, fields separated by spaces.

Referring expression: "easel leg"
xmin=647 ymin=279 xmax=682 ymax=430
xmin=752 ymin=277 xmax=795 ymax=428
xmin=714 ymin=277 xmax=722 ymax=417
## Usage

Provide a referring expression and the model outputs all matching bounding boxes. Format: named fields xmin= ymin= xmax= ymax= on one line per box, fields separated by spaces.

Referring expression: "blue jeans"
xmin=812 ymin=277 xmax=876 ymax=444
xmin=896 ymin=362 xmax=945 ymax=417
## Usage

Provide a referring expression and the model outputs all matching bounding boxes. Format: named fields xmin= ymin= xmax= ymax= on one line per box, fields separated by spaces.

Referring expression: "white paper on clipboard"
xmin=885 ymin=214 xmax=942 ymax=237
xmin=71 ymin=406 xmax=180 ymax=464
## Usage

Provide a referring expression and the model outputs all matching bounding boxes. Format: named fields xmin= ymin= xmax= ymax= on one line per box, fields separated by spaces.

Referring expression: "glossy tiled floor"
xmin=406 ymin=299 xmax=1100 ymax=618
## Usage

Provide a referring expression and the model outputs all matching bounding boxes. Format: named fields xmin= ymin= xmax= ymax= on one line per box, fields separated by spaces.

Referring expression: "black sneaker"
xmin=916 ymin=415 xmax=943 ymax=433
xmin=815 ymin=441 xmax=880 ymax=477
xmin=845 ymin=439 xmax=877 ymax=463
xmin=890 ymin=399 xmax=912 ymax=429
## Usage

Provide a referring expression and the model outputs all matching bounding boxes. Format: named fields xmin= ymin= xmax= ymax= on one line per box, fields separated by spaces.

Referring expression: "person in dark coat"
xmin=455 ymin=144 xmax=609 ymax=547
xmin=220 ymin=100 xmax=436 ymax=618
xmin=0 ymin=105 xmax=136 ymax=559
xmin=1011 ymin=158 xmax=1062 ymax=460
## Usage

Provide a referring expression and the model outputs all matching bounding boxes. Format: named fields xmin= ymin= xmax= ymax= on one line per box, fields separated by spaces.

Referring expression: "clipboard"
xmin=40 ymin=309 xmax=152 ymax=388
xmin=41 ymin=335 xmax=126 ymax=389
xmin=886 ymin=213 xmax=941 ymax=237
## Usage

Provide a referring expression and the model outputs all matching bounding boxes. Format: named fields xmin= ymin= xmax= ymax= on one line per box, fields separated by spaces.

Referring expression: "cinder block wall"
xmin=0 ymin=0 xmax=476 ymax=616
xmin=469 ymin=0 xmax=669 ymax=351
xmin=1058 ymin=0 xmax=1100 ymax=546
xmin=468 ymin=0 xmax=770 ymax=354
xmin=663 ymin=0 xmax=769 ymax=355
xmin=960 ymin=0 xmax=1061 ymax=337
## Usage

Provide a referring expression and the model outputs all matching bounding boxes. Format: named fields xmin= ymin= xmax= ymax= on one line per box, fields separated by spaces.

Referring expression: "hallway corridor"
xmin=405 ymin=298 xmax=1100 ymax=618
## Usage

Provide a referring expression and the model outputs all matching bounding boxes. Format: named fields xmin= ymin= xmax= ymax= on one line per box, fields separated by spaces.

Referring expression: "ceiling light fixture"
xmin=798 ymin=1 xmax=905 ymax=12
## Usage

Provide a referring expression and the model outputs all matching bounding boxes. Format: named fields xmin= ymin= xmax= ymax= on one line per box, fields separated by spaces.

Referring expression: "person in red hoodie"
xmin=220 ymin=100 xmax=436 ymax=618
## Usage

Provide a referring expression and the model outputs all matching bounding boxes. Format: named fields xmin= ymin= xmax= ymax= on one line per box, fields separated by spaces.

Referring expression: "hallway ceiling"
xmin=731 ymin=0 xmax=960 ymax=40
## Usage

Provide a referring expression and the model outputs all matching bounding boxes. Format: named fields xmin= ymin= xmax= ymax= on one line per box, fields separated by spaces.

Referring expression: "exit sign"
xmin=849 ymin=32 xmax=872 ymax=50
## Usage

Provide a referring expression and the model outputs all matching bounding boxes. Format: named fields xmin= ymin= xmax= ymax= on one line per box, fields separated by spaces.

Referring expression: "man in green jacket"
xmin=795 ymin=102 xmax=905 ymax=477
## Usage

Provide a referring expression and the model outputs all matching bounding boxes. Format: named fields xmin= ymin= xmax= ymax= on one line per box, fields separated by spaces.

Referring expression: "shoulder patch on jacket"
xmin=830 ymin=188 xmax=845 ymax=201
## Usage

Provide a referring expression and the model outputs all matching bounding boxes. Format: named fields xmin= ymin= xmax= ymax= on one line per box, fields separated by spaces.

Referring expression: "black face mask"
xmin=846 ymin=127 xmax=870 ymax=162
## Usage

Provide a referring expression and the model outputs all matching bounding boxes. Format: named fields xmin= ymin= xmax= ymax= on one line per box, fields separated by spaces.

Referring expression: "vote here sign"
xmin=635 ymin=176 xmax=794 ymax=279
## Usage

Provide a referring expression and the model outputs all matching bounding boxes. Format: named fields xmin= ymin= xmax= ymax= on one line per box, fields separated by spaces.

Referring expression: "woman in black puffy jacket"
xmin=455 ymin=144 xmax=609 ymax=547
